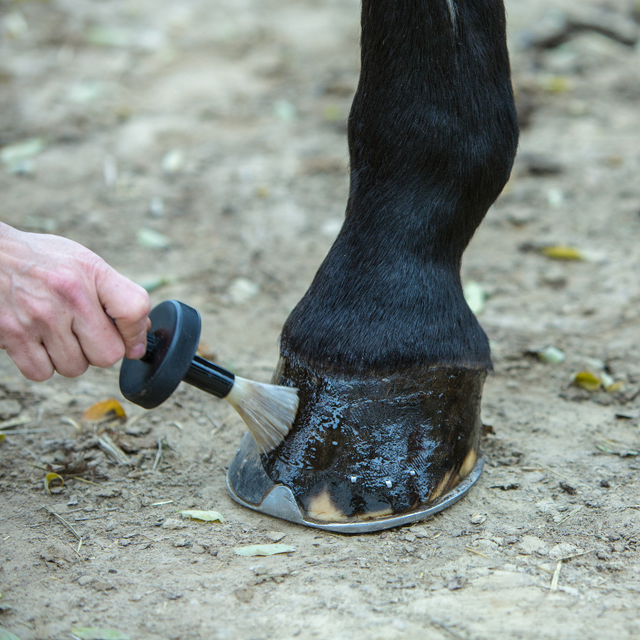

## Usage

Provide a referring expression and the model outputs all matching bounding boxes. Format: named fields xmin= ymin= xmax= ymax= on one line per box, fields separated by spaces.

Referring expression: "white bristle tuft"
xmin=225 ymin=376 xmax=299 ymax=454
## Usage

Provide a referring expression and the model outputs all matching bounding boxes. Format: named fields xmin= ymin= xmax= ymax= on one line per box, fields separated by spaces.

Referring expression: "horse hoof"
xmin=227 ymin=358 xmax=485 ymax=532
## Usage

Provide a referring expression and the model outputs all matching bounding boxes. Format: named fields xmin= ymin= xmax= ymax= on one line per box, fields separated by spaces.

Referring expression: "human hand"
xmin=0 ymin=223 xmax=151 ymax=381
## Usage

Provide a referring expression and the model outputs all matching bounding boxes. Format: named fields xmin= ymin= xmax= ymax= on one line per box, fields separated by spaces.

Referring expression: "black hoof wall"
xmin=227 ymin=358 xmax=486 ymax=532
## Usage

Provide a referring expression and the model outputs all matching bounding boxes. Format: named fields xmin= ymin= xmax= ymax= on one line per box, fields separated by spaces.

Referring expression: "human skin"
xmin=0 ymin=222 xmax=150 ymax=381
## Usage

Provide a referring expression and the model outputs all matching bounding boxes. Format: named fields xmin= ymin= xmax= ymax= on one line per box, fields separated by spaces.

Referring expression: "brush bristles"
xmin=225 ymin=376 xmax=299 ymax=454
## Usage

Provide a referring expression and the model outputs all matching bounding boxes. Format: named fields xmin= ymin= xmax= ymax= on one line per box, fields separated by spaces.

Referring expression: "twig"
xmin=41 ymin=505 xmax=83 ymax=548
xmin=98 ymin=433 xmax=130 ymax=465
xmin=558 ymin=505 xmax=584 ymax=525
xmin=0 ymin=416 xmax=31 ymax=430
xmin=430 ymin=619 xmax=466 ymax=640
xmin=124 ymin=412 xmax=145 ymax=430
xmin=465 ymin=546 xmax=489 ymax=558
xmin=0 ymin=428 xmax=48 ymax=435
xmin=60 ymin=416 xmax=81 ymax=431
xmin=562 ymin=548 xmax=595 ymax=561
xmin=74 ymin=477 xmax=100 ymax=486
xmin=550 ymin=559 xmax=562 ymax=591
xmin=73 ymin=514 xmax=110 ymax=522
xmin=153 ymin=437 xmax=167 ymax=471
xmin=151 ymin=500 xmax=174 ymax=506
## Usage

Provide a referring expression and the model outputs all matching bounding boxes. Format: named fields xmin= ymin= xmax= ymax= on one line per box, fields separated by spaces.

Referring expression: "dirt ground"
xmin=1 ymin=0 xmax=640 ymax=638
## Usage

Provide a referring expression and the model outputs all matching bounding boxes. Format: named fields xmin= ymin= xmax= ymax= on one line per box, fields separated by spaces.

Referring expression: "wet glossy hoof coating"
xmin=227 ymin=362 xmax=486 ymax=533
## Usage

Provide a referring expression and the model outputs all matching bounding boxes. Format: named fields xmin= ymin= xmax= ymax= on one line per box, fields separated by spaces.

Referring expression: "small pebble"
xmin=162 ymin=518 xmax=187 ymax=530
xmin=266 ymin=531 xmax=286 ymax=543
xmin=470 ymin=513 xmax=487 ymax=525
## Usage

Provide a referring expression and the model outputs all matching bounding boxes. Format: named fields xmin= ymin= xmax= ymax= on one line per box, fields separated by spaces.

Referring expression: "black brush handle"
xmin=143 ymin=332 xmax=235 ymax=399
xmin=183 ymin=354 xmax=235 ymax=399
xmin=120 ymin=299 xmax=235 ymax=409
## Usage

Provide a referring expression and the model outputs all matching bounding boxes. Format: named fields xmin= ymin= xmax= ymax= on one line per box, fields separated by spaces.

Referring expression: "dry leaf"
xmin=83 ymin=399 xmax=126 ymax=422
xmin=44 ymin=472 xmax=64 ymax=494
xmin=574 ymin=371 xmax=601 ymax=392
xmin=71 ymin=628 xmax=132 ymax=640
xmin=595 ymin=438 xmax=639 ymax=458
xmin=180 ymin=510 xmax=225 ymax=523
xmin=234 ymin=544 xmax=296 ymax=557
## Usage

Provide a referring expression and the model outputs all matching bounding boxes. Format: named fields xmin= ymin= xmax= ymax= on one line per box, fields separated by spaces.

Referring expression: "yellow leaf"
xmin=574 ymin=371 xmax=601 ymax=392
xmin=180 ymin=510 xmax=225 ymax=523
xmin=540 ymin=246 xmax=584 ymax=261
xmin=0 ymin=434 xmax=5 ymax=443
xmin=539 ymin=75 xmax=570 ymax=93
xmin=44 ymin=472 xmax=64 ymax=494
xmin=83 ymin=399 xmax=126 ymax=421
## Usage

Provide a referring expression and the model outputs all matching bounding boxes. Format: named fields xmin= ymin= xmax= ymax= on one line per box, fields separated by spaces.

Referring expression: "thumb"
xmin=96 ymin=265 xmax=151 ymax=360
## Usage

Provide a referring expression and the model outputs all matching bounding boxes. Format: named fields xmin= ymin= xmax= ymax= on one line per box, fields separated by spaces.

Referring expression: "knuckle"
xmin=45 ymin=269 xmax=88 ymax=310
xmin=90 ymin=341 xmax=125 ymax=369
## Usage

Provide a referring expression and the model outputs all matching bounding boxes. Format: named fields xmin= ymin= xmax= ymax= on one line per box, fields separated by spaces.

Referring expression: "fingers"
xmin=0 ymin=227 xmax=151 ymax=379
xmin=43 ymin=331 xmax=91 ymax=378
xmin=94 ymin=264 xmax=151 ymax=360
xmin=4 ymin=341 xmax=55 ymax=382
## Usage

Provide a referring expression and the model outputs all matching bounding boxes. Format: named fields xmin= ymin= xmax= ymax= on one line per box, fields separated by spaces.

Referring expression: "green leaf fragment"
xmin=138 ymin=276 xmax=173 ymax=293
xmin=71 ymin=627 xmax=132 ymax=640
xmin=136 ymin=228 xmax=172 ymax=249
xmin=234 ymin=544 xmax=296 ymax=557
xmin=0 ymin=628 xmax=23 ymax=640
xmin=180 ymin=510 xmax=225 ymax=523
xmin=85 ymin=27 xmax=133 ymax=48
xmin=0 ymin=138 xmax=46 ymax=166
xmin=538 ymin=346 xmax=565 ymax=364
xmin=463 ymin=281 xmax=486 ymax=316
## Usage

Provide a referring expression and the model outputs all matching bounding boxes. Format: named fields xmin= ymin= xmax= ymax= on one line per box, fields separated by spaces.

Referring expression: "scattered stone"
xmin=173 ymin=538 xmax=191 ymax=548
xmin=77 ymin=575 xmax=94 ymax=586
xmin=549 ymin=543 xmax=578 ymax=559
xmin=470 ymin=513 xmax=487 ymax=525
xmin=40 ymin=542 xmax=76 ymax=567
xmin=266 ymin=531 xmax=286 ymax=543
xmin=234 ymin=588 xmax=253 ymax=604
xmin=559 ymin=482 xmax=577 ymax=495
xmin=162 ymin=519 xmax=188 ymax=530
xmin=446 ymin=576 xmax=467 ymax=591
xmin=519 ymin=535 xmax=548 ymax=556
xmin=191 ymin=544 xmax=206 ymax=555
